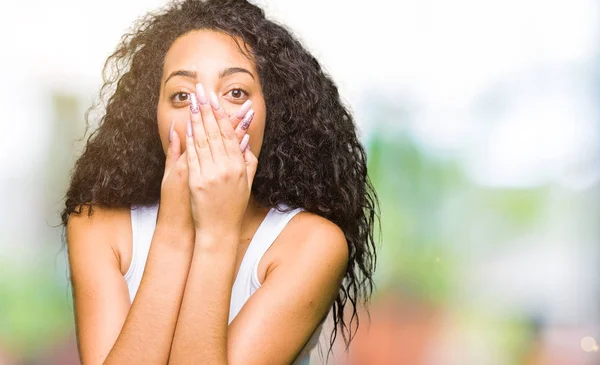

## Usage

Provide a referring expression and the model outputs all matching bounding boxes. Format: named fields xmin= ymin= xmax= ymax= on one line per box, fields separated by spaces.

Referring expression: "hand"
xmin=157 ymin=123 xmax=194 ymax=243
xmin=185 ymin=83 xmax=258 ymax=241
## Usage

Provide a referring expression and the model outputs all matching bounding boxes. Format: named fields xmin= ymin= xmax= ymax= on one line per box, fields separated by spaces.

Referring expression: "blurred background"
xmin=0 ymin=0 xmax=598 ymax=364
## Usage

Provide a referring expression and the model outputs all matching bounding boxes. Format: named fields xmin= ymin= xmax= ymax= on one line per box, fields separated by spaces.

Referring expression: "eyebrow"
xmin=219 ymin=67 xmax=255 ymax=80
xmin=164 ymin=67 xmax=255 ymax=86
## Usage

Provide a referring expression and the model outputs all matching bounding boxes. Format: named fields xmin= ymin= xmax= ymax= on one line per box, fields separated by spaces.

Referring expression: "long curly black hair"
xmin=60 ymin=0 xmax=380 ymax=362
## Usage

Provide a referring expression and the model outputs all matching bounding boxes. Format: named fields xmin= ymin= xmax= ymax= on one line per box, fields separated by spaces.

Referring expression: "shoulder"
xmin=292 ymin=211 xmax=348 ymax=256
xmin=67 ymin=204 xmax=131 ymax=242
xmin=67 ymin=204 xmax=132 ymax=275
xmin=273 ymin=210 xmax=349 ymax=278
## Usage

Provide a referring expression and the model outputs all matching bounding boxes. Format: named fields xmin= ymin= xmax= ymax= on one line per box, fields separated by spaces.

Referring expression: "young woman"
xmin=61 ymin=1 xmax=380 ymax=364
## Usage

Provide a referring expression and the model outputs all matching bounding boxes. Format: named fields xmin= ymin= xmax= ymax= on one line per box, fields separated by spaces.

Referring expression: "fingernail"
xmin=190 ymin=93 xmax=200 ymax=114
xmin=240 ymin=109 xmax=254 ymax=131
xmin=187 ymin=120 xmax=192 ymax=137
xmin=209 ymin=91 xmax=221 ymax=110
xmin=169 ymin=120 xmax=175 ymax=142
xmin=236 ymin=100 xmax=253 ymax=119
xmin=196 ymin=83 xmax=208 ymax=105
xmin=239 ymin=134 xmax=250 ymax=152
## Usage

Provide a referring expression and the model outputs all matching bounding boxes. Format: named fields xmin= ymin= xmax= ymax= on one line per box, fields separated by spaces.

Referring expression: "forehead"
xmin=162 ymin=30 xmax=255 ymax=78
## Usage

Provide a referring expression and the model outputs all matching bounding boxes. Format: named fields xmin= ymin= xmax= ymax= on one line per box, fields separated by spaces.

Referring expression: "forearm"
xmin=168 ymin=234 xmax=239 ymax=365
xmin=104 ymin=227 xmax=194 ymax=365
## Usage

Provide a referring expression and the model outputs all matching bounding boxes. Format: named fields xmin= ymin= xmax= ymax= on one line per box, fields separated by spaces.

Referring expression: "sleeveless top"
xmin=124 ymin=202 xmax=323 ymax=365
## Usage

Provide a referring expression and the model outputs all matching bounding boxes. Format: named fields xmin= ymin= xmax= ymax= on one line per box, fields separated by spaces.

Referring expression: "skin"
xmin=156 ymin=29 xmax=269 ymax=241
xmin=158 ymin=30 xmax=267 ymax=161
xmin=67 ymin=30 xmax=349 ymax=365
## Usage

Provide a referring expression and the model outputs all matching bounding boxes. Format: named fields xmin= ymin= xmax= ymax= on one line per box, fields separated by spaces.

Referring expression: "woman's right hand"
xmin=157 ymin=122 xmax=195 ymax=243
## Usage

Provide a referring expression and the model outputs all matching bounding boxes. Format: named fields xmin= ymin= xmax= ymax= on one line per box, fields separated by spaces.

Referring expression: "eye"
xmin=169 ymin=92 xmax=190 ymax=104
xmin=225 ymin=88 xmax=248 ymax=101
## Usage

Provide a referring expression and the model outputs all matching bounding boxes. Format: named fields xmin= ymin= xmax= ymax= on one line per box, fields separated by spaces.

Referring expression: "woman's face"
xmin=157 ymin=29 xmax=266 ymax=157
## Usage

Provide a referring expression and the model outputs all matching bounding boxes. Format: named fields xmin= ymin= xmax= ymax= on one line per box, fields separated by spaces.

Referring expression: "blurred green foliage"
xmin=367 ymin=126 xmax=548 ymax=304
xmin=0 ymin=250 xmax=72 ymax=361
xmin=367 ymin=129 xmax=464 ymax=303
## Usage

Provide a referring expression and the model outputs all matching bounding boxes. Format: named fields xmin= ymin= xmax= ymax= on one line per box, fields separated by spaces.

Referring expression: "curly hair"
xmin=60 ymin=0 xmax=380 ymax=362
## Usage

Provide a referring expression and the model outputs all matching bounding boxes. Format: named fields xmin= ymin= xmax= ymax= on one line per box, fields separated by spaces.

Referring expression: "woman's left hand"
xmin=185 ymin=84 xmax=258 ymax=242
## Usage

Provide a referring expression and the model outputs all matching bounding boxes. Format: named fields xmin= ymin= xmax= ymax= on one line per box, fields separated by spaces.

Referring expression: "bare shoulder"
xmin=288 ymin=211 xmax=348 ymax=255
xmin=67 ymin=204 xmax=132 ymax=275
xmin=263 ymin=211 xmax=349 ymax=282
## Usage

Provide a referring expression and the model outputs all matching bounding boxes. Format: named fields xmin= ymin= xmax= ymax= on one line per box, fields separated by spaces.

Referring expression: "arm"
xmin=68 ymin=127 xmax=195 ymax=365
xmin=169 ymin=215 xmax=349 ymax=365
xmin=67 ymin=205 xmax=194 ymax=365
xmin=168 ymin=233 xmax=238 ymax=364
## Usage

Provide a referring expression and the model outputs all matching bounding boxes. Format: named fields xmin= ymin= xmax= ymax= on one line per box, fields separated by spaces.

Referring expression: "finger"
xmin=239 ymin=134 xmax=250 ymax=153
xmin=197 ymin=84 xmax=228 ymax=162
xmin=190 ymin=91 xmax=213 ymax=171
xmin=173 ymin=151 xmax=189 ymax=182
xmin=230 ymin=100 xmax=252 ymax=140
xmin=185 ymin=119 xmax=202 ymax=181
xmin=243 ymin=139 xmax=259 ymax=190
xmin=210 ymin=92 xmax=246 ymax=164
xmin=164 ymin=120 xmax=181 ymax=176
xmin=175 ymin=151 xmax=188 ymax=171
xmin=234 ymin=109 xmax=255 ymax=144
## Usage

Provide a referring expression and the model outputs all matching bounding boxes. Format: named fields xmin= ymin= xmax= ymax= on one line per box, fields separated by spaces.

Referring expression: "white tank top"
xmin=124 ymin=202 xmax=323 ymax=365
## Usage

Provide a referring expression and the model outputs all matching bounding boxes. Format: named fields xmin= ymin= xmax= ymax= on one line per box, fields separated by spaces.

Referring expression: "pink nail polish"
xmin=169 ymin=120 xmax=175 ymax=142
xmin=240 ymin=109 xmax=254 ymax=131
xmin=236 ymin=100 xmax=253 ymax=119
xmin=196 ymin=83 xmax=208 ymax=105
xmin=239 ymin=134 xmax=250 ymax=152
xmin=190 ymin=93 xmax=199 ymax=114
xmin=209 ymin=91 xmax=221 ymax=110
